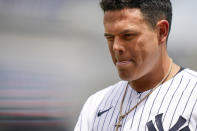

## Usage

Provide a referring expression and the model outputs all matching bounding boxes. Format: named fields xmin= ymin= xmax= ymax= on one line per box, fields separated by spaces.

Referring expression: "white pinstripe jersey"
xmin=74 ymin=68 xmax=197 ymax=131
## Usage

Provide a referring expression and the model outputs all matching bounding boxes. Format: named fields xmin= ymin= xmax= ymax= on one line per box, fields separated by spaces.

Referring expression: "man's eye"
xmin=106 ymin=37 xmax=114 ymax=41
xmin=124 ymin=34 xmax=132 ymax=37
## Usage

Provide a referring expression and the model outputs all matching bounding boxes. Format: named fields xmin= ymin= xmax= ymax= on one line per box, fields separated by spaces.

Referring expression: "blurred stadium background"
xmin=0 ymin=0 xmax=196 ymax=130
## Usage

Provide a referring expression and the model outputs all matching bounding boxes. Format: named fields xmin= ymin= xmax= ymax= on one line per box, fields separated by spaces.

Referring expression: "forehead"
xmin=104 ymin=8 xmax=144 ymax=24
xmin=103 ymin=8 xmax=150 ymax=32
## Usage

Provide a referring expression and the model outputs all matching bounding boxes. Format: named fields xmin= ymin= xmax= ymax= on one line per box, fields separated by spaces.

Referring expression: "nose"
xmin=113 ymin=37 xmax=125 ymax=55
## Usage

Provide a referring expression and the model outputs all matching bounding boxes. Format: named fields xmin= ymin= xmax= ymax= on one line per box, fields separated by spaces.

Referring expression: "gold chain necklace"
xmin=115 ymin=59 xmax=173 ymax=131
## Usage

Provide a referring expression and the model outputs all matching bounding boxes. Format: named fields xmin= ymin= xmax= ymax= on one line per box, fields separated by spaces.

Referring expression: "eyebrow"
xmin=104 ymin=33 xmax=113 ymax=37
xmin=104 ymin=29 xmax=134 ymax=37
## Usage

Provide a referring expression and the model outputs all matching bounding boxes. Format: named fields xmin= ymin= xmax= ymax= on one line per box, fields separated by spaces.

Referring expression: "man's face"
xmin=104 ymin=8 xmax=161 ymax=82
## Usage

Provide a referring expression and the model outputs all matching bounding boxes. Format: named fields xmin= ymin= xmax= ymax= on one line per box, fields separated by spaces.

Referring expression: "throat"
xmin=130 ymin=72 xmax=168 ymax=92
xmin=130 ymin=78 xmax=162 ymax=92
xmin=129 ymin=59 xmax=176 ymax=92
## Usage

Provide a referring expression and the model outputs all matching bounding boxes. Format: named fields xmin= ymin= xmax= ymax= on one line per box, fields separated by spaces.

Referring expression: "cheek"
xmin=137 ymin=38 xmax=159 ymax=65
xmin=129 ymin=39 xmax=146 ymax=58
xmin=133 ymin=38 xmax=155 ymax=63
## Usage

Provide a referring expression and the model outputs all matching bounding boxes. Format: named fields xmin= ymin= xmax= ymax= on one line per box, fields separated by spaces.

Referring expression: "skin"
xmin=103 ymin=8 xmax=180 ymax=92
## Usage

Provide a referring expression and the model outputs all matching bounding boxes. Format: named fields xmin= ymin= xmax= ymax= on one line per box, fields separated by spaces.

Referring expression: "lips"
xmin=116 ymin=59 xmax=134 ymax=67
xmin=116 ymin=60 xmax=131 ymax=65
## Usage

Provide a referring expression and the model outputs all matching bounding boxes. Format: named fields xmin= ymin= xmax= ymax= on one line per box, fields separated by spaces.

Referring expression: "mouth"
xmin=115 ymin=59 xmax=134 ymax=67
xmin=116 ymin=60 xmax=131 ymax=65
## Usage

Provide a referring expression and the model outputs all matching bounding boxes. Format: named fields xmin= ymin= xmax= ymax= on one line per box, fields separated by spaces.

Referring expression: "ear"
xmin=156 ymin=20 xmax=169 ymax=45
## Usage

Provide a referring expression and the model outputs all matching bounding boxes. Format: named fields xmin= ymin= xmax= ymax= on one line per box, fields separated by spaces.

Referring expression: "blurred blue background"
xmin=0 ymin=0 xmax=196 ymax=130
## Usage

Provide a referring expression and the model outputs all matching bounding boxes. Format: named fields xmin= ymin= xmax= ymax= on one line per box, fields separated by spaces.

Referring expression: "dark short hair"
xmin=100 ymin=0 xmax=172 ymax=31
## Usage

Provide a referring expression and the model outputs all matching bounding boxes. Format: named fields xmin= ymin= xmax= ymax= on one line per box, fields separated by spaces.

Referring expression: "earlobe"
xmin=156 ymin=20 xmax=169 ymax=44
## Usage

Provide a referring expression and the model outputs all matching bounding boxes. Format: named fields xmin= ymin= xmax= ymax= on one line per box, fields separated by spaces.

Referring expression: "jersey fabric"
xmin=74 ymin=68 xmax=197 ymax=131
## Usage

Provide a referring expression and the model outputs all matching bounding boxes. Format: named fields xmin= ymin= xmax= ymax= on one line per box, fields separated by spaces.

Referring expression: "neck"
xmin=129 ymin=56 xmax=180 ymax=92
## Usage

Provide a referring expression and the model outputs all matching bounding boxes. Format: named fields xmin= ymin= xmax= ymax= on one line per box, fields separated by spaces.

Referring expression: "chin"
xmin=118 ymin=70 xmax=134 ymax=81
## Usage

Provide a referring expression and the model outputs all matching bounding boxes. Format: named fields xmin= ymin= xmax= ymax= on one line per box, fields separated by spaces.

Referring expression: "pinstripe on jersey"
xmin=74 ymin=68 xmax=197 ymax=131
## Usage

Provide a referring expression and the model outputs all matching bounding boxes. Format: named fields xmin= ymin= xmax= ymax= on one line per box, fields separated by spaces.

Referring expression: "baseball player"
xmin=74 ymin=0 xmax=197 ymax=130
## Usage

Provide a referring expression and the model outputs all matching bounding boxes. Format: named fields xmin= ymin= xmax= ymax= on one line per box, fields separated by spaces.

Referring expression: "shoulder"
xmin=182 ymin=68 xmax=197 ymax=79
xmin=179 ymin=68 xmax=197 ymax=107
xmin=179 ymin=68 xmax=197 ymax=122
xmin=179 ymin=68 xmax=197 ymax=89
xmin=76 ymin=81 xmax=127 ymax=129
xmin=175 ymin=68 xmax=197 ymax=83
xmin=85 ymin=80 xmax=127 ymax=107
xmin=81 ymin=80 xmax=127 ymax=115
